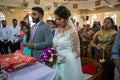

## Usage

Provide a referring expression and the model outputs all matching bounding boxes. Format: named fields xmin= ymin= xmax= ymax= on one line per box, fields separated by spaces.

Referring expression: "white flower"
xmin=43 ymin=62 xmax=45 ymax=64
xmin=51 ymin=54 xmax=53 ymax=56
xmin=49 ymin=57 xmax=53 ymax=62
xmin=99 ymin=59 xmax=105 ymax=63
xmin=48 ymin=50 xmax=51 ymax=53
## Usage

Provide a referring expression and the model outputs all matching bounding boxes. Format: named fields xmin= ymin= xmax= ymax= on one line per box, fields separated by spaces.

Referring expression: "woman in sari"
xmin=91 ymin=17 xmax=117 ymax=80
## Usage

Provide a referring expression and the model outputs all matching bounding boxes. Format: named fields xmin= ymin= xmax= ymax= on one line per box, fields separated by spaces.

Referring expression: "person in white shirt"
xmin=0 ymin=20 xmax=12 ymax=54
xmin=0 ymin=25 xmax=2 ymax=54
xmin=75 ymin=21 xmax=81 ymax=32
xmin=10 ymin=19 xmax=21 ymax=53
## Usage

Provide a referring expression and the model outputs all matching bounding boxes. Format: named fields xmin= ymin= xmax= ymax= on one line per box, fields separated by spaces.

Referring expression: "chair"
xmin=81 ymin=58 xmax=103 ymax=80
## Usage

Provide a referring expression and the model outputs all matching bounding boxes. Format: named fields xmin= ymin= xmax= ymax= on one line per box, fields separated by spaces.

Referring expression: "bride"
xmin=53 ymin=6 xmax=87 ymax=80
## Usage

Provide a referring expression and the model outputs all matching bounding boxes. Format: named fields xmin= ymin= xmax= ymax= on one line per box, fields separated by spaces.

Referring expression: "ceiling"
xmin=0 ymin=0 xmax=120 ymax=14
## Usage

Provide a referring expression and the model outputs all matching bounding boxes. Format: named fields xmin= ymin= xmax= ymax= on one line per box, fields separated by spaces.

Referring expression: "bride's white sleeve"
xmin=71 ymin=30 xmax=81 ymax=57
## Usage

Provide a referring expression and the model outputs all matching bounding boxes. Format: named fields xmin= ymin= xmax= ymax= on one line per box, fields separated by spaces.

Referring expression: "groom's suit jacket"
xmin=30 ymin=21 xmax=53 ymax=59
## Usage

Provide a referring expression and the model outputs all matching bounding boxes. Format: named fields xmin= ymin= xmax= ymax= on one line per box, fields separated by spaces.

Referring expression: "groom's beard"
xmin=32 ymin=17 xmax=40 ymax=23
xmin=2 ymin=25 xmax=6 ymax=27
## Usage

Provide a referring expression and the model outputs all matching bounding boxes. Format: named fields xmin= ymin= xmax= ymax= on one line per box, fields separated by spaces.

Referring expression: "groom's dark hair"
xmin=32 ymin=7 xmax=44 ymax=17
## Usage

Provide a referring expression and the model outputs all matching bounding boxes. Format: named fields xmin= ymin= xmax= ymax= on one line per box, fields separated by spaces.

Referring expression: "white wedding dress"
xmin=53 ymin=28 xmax=87 ymax=80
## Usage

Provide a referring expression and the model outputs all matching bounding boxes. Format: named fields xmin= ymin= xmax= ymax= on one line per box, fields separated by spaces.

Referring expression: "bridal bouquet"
xmin=39 ymin=48 xmax=57 ymax=67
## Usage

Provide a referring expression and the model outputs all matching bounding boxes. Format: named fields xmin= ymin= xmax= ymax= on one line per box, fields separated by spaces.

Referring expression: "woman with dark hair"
xmin=48 ymin=20 xmax=56 ymax=37
xmin=19 ymin=21 xmax=26 ymax=51
xmin=53 ymin=6 xmax=86 ymax=80
xmin=23 ymin=24 xmax=31 ymax=56
xmin=91 ymin=17 xmax=117 ymax=80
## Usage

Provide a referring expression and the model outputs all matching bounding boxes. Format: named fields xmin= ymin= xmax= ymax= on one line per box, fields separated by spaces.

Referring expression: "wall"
xmin=0 ymin=8 xmax=56 ymax=26
xmin=1 ymin=8 xmax=28 ymax=27
xmin=0 ymin=8 xmax=120 ymax=28
xmin=87 ymin=11 xmax=120 ymax=27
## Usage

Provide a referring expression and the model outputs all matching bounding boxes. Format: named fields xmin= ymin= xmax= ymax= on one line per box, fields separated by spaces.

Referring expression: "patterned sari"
xmin=94 ymin=30 xmax=117 ymax=60
xmin=93 ymin=29 xmax=117 ymax=80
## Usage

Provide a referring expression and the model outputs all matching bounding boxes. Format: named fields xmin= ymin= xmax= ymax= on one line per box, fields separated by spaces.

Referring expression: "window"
xmin=0 ymin=12 xmax=5 ymax=21
xmin=28 ymin=15 xmax=35 ymax=27
xmin=92 ymin=14 xmax=97 ymax=25
xmin=73 ymin=15 xmax=79 ymax=22
xmin=111 ymin=14 xmax=117 ymax=24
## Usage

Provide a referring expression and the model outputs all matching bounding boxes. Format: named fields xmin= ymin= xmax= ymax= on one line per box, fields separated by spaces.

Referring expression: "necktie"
xmin=31 ymin=24 xmax=38 ymax=41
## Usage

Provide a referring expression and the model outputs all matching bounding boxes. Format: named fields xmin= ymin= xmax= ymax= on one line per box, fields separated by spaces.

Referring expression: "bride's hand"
xmin=58 ymin=56 xmax=66 ymax=64
xmin=60 ymin=56 xmax=66 ymax=62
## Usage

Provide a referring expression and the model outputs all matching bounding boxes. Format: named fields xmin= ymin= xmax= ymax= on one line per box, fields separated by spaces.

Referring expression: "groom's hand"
xmin=27 ymin=43 xmax=35 ymax=49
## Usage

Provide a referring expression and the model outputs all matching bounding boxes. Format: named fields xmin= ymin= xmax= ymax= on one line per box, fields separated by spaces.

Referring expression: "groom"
xmin=27 ymin=7 xmax=53 ymax=59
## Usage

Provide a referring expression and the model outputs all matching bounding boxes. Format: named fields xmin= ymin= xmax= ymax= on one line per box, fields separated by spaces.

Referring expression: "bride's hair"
xmin=54 ymin=6 xmax=71 ymax=19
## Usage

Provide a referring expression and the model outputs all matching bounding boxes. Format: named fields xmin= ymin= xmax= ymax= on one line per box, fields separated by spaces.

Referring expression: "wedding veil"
xmin=68 ymin=18 xmax=76 ymax=32
xmin=68 ymin=18 xmax=81 ymax=55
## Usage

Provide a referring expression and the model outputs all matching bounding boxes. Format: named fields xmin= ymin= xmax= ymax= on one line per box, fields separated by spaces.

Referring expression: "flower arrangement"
xmin=39 ymin=48 xmax=57 ymax=67
xmin=99 ymin=46 xmax=106 ymax=63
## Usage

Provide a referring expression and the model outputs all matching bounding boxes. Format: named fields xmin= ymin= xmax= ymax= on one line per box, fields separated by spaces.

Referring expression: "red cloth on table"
xmin=0 ymin=50 xmax=37 ymax=72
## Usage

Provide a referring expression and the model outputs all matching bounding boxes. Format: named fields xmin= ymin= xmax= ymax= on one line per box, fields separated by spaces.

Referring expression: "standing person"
xmin=23 ymin=24 xmax=31 ymax=56
xmin=19 ymin=21 xmax=26 ymax=51
xmin=27 ymin=7 xmax=53 ymax=59
xmin=10 ymin=19 xmax=21 ymax=53
xmin=53 ymin=6 xmax=86 ymax=80
xmin=112 ymin=29 xmax=120 ymax=72
xmin=97 ymin=21 xmax=102 ymax=29
xmin=75 ymin=21 xmax=81 ymax=32
xmin=91 ymin=17 xmax=117 ymax=80
xmin=111 ymin=30 xmax=120 ymax=80
xmin=0 ymin=20 xmax=12 ymax=54
xmin=48 ymin=20 xmax=56 ymax=37
xmin=91 ymin=21 xmax=100 ymax=33
xmin=0 ymin=22 xmax=2 ymax=54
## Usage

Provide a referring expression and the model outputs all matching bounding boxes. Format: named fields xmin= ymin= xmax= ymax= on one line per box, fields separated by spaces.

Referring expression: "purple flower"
xmin=51 ymin=48 xmax=57 ymax=54
xmin=53 ymin=55 xmax=57 ymax=59
xmin=39 ymin=48 xmax=57 ymax=66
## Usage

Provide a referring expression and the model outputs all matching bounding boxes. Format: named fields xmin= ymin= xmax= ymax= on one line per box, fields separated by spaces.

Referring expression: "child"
xmin=23 ymin=24 xmax=31 ymax=56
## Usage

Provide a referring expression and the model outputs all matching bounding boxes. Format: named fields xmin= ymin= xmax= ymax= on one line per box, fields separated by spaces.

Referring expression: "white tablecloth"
xmin=4 ymin=62 xmax=57 ymax=80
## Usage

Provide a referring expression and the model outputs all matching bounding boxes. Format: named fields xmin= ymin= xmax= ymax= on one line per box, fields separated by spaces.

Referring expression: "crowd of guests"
xmin=0 ymin=19 xmax=31 ymax=56
xmin=0 ymin=5 xmax=120 ymax=80
xmin=78 ymin=18 xmax=119 ymax=80
xmin=0 ymin=19 xmax=20 ymax=54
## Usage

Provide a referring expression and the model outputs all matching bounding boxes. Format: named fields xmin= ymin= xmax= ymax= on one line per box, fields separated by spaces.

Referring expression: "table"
xmin=4 ymin=62 xmax=57 ymax=80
